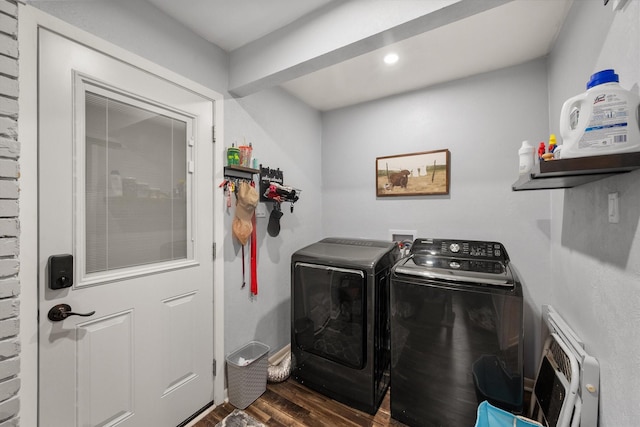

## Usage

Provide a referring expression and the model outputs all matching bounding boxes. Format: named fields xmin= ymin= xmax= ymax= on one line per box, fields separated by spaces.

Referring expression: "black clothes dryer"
xmin=291 ymin=238 xmax=399 ymax=414
xmin=390 ymin=238 xmax=524 ymax=427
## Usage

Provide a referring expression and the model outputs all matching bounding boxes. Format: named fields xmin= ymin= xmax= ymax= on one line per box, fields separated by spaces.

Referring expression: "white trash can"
xmin=226 ymin=341 xmax=270 ymax=409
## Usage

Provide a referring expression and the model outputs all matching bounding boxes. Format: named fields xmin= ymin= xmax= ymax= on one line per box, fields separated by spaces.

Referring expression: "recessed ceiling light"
xmin=384 ymin=53 xmax=399 ymax=65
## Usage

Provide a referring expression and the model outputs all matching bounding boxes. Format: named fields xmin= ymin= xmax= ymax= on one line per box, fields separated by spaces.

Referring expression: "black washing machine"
xmin=291 ymin=238 xmax=399 ymax=414
xmin=390 ymin=238 xmax=524 ymax=427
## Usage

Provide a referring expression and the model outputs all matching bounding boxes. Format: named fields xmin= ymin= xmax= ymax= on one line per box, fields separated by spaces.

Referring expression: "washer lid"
xmin=393 ymin=255 xmax=515 ymax=287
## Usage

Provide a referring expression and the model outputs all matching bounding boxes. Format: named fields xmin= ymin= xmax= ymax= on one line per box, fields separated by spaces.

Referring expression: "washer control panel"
xmin=410 ymin=238 xmax=508 ymax=262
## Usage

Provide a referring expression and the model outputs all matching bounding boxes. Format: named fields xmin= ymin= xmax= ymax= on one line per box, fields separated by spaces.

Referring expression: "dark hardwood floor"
xmin=193 ymin=379 xmax=408 ymax=426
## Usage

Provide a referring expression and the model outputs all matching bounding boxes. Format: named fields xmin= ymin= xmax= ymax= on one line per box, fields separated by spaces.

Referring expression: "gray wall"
xmin=223 ymin=88 xmax=323 ymax=354
xmin=25 ymin=0 xmax=323 ymax=362
xmin=546 ymin=1 xmax=640 ymax=425
xmin=321 ymin=59 xmax=553 ymax=378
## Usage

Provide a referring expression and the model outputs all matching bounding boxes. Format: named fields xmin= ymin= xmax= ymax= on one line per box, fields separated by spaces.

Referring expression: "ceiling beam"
xmin=228 ymin=0 xmax=515 ymax=97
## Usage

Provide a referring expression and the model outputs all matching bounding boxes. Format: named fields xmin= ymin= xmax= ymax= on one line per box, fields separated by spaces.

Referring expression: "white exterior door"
xmin=38 ymin=28 xmax=215 ymax=427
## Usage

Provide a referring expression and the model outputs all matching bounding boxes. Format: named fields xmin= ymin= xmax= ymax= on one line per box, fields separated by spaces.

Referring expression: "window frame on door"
xmin=74 ymin=74 xmax=200 ymax=289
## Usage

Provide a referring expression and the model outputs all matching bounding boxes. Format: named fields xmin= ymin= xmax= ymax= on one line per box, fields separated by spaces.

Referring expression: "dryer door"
xmin=293 ymin=263 xmax=366 ymax=369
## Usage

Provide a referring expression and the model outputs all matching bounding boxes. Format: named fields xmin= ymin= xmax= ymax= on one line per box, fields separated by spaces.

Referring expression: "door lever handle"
xmin=48 ymin=304 xmax=96 ymax=322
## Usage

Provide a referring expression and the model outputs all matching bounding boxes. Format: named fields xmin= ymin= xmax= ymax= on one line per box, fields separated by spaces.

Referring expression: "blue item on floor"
xmin=475 ymin=401 xmax=541 ymax=427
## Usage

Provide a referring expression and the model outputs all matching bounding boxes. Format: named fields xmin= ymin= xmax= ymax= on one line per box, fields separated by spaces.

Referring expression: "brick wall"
xmin=0 ymin=0 xmax=20 ymax=425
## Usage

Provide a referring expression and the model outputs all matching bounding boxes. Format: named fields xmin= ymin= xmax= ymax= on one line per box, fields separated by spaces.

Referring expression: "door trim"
xmin=18 ymin=5 xmax=226 ymax=426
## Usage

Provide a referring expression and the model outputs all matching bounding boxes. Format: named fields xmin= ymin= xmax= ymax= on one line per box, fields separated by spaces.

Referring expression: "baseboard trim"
xmin=268 ymin=343 xmax=291 ymax=365
xmin=524 ymin=376 xmax=535 ymax=392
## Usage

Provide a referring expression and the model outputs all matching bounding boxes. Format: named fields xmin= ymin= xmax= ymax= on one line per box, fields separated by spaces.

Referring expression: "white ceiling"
xmin=146 ymin=0 xmax=335 ymax=52
xmin=147 ymin=0 xmax=574 ymax=111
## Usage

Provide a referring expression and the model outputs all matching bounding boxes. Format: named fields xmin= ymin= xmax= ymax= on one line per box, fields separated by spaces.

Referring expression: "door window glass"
xmin=85 ymin=92 xmax=188 ymax=274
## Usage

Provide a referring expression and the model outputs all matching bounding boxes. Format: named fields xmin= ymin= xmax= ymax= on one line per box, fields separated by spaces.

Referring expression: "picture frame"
xmin=376 ymin=149 xmax=450 ymax=197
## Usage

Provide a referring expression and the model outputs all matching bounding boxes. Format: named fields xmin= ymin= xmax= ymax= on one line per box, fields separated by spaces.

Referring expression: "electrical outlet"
xmin=608 ymin=192 xmax=619 ymax=223
xmin=389 ymin=229 xmax=416 ymax=243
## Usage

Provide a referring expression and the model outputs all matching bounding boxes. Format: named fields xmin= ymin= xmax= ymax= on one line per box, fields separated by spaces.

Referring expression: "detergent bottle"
xmin=559 ymin=69 xmax=640 ymax=158
xmin=518 ymin=140 xmax=534 ymax=174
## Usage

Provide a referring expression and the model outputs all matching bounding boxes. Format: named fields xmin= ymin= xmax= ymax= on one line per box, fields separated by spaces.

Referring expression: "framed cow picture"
xmin=376 ymin=149 xmax=450 ymax=197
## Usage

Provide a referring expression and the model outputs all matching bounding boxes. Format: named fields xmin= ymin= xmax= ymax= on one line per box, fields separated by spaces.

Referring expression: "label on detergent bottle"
xmin=577 ymin=92 xmax=630 ymax=149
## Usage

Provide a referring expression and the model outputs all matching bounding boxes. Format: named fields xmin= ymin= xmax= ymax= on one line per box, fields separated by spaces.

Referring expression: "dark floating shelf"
xmin=512 ymin=152 xmax=640 ymax=191
xmin=224 ymin=165 xmax=260 ymax=180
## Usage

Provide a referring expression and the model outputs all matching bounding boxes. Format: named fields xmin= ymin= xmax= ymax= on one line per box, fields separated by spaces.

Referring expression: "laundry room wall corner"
xmin=223 ymin=88 xmax=323 ymax=357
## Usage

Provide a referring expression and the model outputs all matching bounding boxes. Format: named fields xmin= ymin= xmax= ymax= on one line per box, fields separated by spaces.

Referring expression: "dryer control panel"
xmin=410 ymin=238 xmax=509 ymax=262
